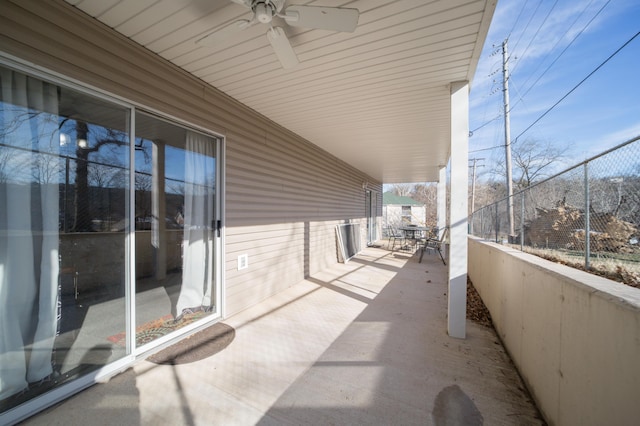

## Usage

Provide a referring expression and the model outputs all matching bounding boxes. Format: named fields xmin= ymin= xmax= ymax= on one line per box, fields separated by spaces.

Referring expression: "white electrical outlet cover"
xmin=238 ymin=254 xmax=248 ymax=270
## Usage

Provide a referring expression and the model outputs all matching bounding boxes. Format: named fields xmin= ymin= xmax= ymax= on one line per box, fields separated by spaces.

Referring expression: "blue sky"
xmin=469 ymin=0 xmax=640 ymax=176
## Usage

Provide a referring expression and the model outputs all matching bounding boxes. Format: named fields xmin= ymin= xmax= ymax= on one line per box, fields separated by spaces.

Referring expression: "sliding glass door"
xmin=133 ymin=112 xmax=220 ymax=348
xmin=0 ymin=64 xmax=222 ymax=417
xmin=1 ymin=66 xmax=130 ymax=410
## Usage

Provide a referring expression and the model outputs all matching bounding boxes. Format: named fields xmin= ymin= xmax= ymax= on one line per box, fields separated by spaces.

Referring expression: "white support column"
xmin=152 ymin=141 xmax=166 ymax=281
xmin=448 ymin=81 xmax=469 ymax=339
xmin=436 ymin=166 xmax=446 ymax=239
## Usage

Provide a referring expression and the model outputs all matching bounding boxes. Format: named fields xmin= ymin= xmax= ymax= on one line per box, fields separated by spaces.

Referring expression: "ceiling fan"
xmin=196 ymin=0 xmax=360 ymax=69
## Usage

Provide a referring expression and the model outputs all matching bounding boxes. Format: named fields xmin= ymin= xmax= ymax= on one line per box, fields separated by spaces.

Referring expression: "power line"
xmin=509 ymin=0 xmax=543 ymax=60
xmin=473 ymin=1 xmax=553 ymax=139
xmin=469 ymin=114 xmax=502 ymax=135
xmin=506 ymin=0 xmax=530 ymax=41
xmin=517 ymin=0 xmax=597 ymax=93
xmin=469 ymin=144 xmax=502 ymax=154
xmin=473 ymin=1 xmax=564 ymax=138
xmin=512 ymin=30 xmax=640 ymax=144
xmin=510 ymin=0 xmax=559 ymax=76
xmin=491 ymin=0 xmax=613 ymax=140
xmin=516 ymin=0 xmax=611 ymax=105
xmin=471 ymin=1 xmax=619 ymax=154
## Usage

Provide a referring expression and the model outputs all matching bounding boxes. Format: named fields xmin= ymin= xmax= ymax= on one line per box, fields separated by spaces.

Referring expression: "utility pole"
xmin=469 ymin=158 xmax=484 ymax=234
xmin=469 ymin=158 xmax=485 ymax=215
xmin=502 ymin=39 xmax=515 ymax=239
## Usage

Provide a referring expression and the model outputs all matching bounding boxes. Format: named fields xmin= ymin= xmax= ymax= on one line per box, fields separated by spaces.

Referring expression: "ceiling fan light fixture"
xmin=254 ymin=2 xmax=273 ymax=24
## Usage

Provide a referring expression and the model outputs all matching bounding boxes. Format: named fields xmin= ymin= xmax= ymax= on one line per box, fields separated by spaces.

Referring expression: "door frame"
xmin=365 ymin=189 xmax=378 ymax=246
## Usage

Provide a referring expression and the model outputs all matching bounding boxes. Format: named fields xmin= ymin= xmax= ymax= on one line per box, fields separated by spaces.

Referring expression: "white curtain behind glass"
xmin=0 ymin=70 xmax=60 ymax=399
xmin=176 ymin=131 xmax=215 ymax=316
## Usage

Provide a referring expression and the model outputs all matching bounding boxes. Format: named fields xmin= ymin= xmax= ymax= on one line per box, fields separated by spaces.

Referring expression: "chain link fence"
xmin=470 ymin=136 xmax=640 ymax=286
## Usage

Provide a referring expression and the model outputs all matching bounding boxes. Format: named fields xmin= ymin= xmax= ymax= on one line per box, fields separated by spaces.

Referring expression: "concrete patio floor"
xmin=24 ymin=246 xmax=544 ymax=425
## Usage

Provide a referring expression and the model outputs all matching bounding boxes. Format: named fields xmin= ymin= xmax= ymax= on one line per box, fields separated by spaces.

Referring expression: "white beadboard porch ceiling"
xmin=63 ymin=0 xmax=495 ymax=183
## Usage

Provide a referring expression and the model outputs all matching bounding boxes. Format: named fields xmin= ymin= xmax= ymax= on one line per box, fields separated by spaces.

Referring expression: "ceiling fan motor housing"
xmin=252 ymin=0 xmax=285 ymax=24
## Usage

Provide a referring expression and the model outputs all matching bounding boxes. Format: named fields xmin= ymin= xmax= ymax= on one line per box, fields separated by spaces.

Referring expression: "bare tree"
xmin=32 ymin=152 xmax=62 ymax=185
xmin=0 ymin=148 xmax=13 ymax=183
xmin=135 ymin=171 xmax=152 ymax=221
xmin=412 ymin=183 xmax=437 ymax=227
xmin=494 ymin=138 xmax=568 ymax=190
xmin=390 ymin=183 xmax=413 ymax=197
xmin=72 ymin=121 xmax=128 ymax=231
xmin=472 ymin=179 xmax=507 ymax=210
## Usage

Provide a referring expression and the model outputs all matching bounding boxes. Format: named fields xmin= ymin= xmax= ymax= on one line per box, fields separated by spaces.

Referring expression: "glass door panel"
xmin=134 ymin=113 xmax=218 ymax=348
xmin=366 ymin=190 xmax=377 ymax=245
xmin=1 ymin=66 xmax=129 ymax=411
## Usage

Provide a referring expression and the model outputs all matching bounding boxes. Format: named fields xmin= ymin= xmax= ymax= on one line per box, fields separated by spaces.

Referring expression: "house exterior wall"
xmin=383 ymin=205 xmax=426 ymax=228
xmin=468 ymin=237 xmax=640 ymax=426
xmin=0 ymin=0 xmax=381 ymax=316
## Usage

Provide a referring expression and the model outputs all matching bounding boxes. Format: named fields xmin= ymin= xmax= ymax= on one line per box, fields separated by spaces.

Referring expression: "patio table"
xmin=398 ymin=226 xmax=430 ymax=251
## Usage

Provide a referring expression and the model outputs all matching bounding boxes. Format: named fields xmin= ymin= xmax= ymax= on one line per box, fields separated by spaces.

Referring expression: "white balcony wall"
xmin=468 ymin=237 xmax=640 ymax=426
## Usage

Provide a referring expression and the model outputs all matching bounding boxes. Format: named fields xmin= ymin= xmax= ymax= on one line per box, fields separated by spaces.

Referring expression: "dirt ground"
xmin=466 ymin=277 xmax=493 ymax=328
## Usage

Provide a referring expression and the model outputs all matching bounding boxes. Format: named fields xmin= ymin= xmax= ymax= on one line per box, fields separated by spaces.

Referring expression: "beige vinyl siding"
xmin=223 ymin=125 xmax=376 ymax=313
xmin=0 ymin=0 xmax=382 ymax=316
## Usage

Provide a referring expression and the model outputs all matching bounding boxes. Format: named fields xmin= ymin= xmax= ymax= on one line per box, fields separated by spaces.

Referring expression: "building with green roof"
xmin=382 ymin=192 xmax=426 ymax=230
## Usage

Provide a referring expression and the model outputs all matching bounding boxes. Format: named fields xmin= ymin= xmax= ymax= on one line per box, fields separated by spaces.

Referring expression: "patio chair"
xmin=386 ymin=226 xmax=405 ymax=251
xmin=419 ymin=227 xmax=448 ymax=264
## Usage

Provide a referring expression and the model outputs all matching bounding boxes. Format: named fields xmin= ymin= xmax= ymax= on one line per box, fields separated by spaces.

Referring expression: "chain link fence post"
xmin=584 ymin=161 xmax=591 ymax=270
xmin=520 ymin=192 xmax=525 ymax=251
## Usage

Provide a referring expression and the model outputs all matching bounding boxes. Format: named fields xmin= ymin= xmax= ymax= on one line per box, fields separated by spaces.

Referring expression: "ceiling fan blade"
xmin=267 ymin=26 xmax=299 ymax=69
xmin=196 ymin=19 xmax=253 ymax=47
xmin=283 ymin=6 xmax=359 ymax=33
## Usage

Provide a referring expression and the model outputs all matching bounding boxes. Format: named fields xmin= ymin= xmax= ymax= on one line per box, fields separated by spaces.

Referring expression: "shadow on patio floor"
xmin=23 ymin=246 xmax=544 ymax=425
